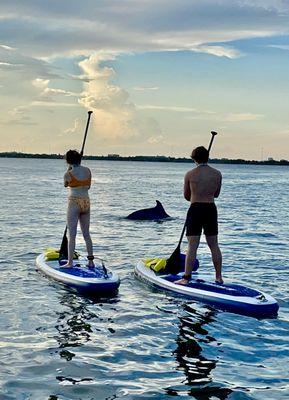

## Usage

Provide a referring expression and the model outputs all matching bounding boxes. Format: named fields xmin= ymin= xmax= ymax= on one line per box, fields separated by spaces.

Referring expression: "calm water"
xmin=1 ymin=158 xmax=289 ymax=400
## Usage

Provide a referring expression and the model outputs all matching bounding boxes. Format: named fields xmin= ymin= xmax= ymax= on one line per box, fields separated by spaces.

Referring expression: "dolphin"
xmin=126 ymin=200 xmax=170 ymax=220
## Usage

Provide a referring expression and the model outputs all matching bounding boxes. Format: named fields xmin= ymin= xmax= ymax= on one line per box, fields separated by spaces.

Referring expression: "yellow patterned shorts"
xmin=68 ymin=196 xmax=90 ymax=213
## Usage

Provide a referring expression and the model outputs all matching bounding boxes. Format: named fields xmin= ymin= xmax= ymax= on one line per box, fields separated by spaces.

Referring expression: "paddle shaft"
xmin=178 ymin=131 xmax=218 ymax=245
xmin=80 ymin=111 xmax=93 ymax=159
xmin=59 ymin=111 xmax=93 ymax=259
xmin=208 ymin=131 xmax=217 ymax=153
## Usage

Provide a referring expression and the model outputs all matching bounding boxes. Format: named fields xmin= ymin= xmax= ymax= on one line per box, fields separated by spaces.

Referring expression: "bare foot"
xmin=61 ymin=263 xmax=73 ymax=268
xmin=215 ymin=279 xmax=224 ymax=284
xmin=175 ymin=278 xmax=189 ymax=285
xmin=87 ymin=262 xmax=95 ymax=268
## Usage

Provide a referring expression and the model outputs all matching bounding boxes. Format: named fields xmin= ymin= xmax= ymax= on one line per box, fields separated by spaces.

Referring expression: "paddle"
xmin=165 ymin=131 xmax=218 ymax=274
xmin=58 ymin=111 xmax=93 ymax=262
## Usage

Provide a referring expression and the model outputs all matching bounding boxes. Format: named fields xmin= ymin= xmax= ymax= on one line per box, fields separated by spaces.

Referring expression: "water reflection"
xmin=172 ymin=304 xmax=233 ymax=399
xmin=54 ymin=291 xmax=118 ymax=361
xmin=50 ymin=291 xmax=119 ymax=392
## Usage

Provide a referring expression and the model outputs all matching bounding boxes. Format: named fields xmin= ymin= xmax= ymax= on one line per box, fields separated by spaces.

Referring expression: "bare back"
xmin=184 ymin=165 xmax=222 ymax=203
xmin=64 ymin=165 xmax=91 ymax=198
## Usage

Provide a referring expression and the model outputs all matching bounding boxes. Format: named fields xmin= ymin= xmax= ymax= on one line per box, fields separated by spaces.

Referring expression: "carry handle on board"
xmin=58 ymin=111 xmax=93 ymax=262
xmin=165 ymin=131 xmax=218 ymax=274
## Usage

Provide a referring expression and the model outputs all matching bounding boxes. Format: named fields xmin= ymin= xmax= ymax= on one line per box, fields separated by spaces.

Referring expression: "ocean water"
xmin=0 ymin=158 xmax=289 ymax=400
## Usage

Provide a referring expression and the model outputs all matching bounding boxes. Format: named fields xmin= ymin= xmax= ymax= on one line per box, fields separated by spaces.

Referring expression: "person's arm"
xmin=214 ymin=173 xmax=222 ymax=198
xmin=64 ymin=171 xmax=70 ymax=187
xmin=87 ymin=168 xmax=91 ymax=189
xmin=183 ymin=171 xmax=191 ymax=201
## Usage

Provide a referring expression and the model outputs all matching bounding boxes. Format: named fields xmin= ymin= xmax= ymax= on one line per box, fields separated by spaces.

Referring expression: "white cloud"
xmin=187 ymin=111 xmax=264 ymax=122
xmin=31 ymin=77 xmax=78 ymax=105
xmin=32 ymin=78 xmax=50 ymax=89
xmin=190 ymin=45 xmax=243 ymax=58
xmin=9 ymin=105 xmax=28 ymax=116
xmin=0 ymin=45 xmax=59 ymax=79
xmin=0 ymin=61 xmax=24 ymax=69
xmin=147 ymin=135 xmax=165 ymax=144
xmin=222 ymin=112 xmax=264 ymax=122
xmin=268 ymin=44 xmax=289 ymax=50
xmin=4 ymin=105 xmax=37 ymax=126
xmin=138 ymin=105 xmax=199 ymax=113
xmin=0 ymin=1 xmax=288 ymax=158
xmin=134 ymin=86 xmax=159 ymax=91
xmin=138 ymin=105 xmax=263 ymax=122
xmin=0 ymin=1 xmax=289 ymax=58
xmin=0 ymin=44 xmax=15 ymax=50
xmin=31 ymin=100 xmax=78 ymax=107
xmin=77 ymin=53 xmax=161 ymax=140
xmin=64 ymin=118 xmax=83 ymax=135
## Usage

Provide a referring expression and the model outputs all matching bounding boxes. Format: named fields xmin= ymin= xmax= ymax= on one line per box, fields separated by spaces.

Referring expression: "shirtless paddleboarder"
xmin=175 ymin=146 xmax=223 ymax=285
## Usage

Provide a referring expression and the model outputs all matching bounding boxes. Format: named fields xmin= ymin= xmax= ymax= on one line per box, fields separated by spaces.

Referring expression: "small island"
xmin=0 ymin=151 xmax=288 ymax=166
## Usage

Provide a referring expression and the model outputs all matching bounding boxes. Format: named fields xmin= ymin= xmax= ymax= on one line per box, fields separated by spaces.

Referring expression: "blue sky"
xmin=0 ymin=0 xmax=289 ymax=159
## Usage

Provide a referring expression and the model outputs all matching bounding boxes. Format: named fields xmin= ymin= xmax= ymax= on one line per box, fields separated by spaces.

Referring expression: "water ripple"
xmin=1 ymin=159 xmax=289 ymax=399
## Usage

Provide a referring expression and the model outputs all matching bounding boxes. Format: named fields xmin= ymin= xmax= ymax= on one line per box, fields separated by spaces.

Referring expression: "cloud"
xmin=147 ymin=135 xmax=165 ymax=144
xmin=68 ymin=53 xmax=161 ymax=141
xmin=133 ymin=86 xmax=159 ymax=91
xmin=0 ymin=45 xmax=59 ymax=79
xmin=139 ymin=104 xmax=263 ymax=122
xmin=0 ymin=44 xmax=15 ymax=50
xmin=138 ymin=105 xmax=199 ymax=113
xmin=268 ymin=44 xmax=289 ymax=50
xmin=32 ymin=78 xmax=78 ymax=103
xmin=3 ymin=105 xmax=37 ymax=126
xmin=1 ymin=1 xmax=289 ymax=58
xmin=222 ymin=112 xmax=264 ymax=122
xmin=32 ymin=78 xmax=50 ymax=89
xmin=0 ymin=61 xmax=22 ymax=68
xmin=0 ymin=1 xmax=288 ymax=158
xmin=187 ymin=111 xmax=264 ymax=122
xmin=190 ymin=45 xmax=243 ymax=58
xmin=64 ymin=118 xmax=83 ymax=135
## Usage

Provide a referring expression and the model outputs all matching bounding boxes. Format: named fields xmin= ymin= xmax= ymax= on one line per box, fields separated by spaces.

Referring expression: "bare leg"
xmin=175 ymin=235 xmax=200 ymax=285
xmin=206 ymin=235 xmax=223 ymax=283
xmin=79 ymin=211 xmax=94 ymax=267
xmin=63 ymin=201 xmax=79 ymax=267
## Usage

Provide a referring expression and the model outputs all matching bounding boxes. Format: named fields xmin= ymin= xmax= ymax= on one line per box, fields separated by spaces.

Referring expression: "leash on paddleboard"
xmin=165 ymin=131 xmax=218 ymax=274
xmin=88 ymin=256 xmax=109 ymax=278
xmin=58 ymin=111 xmax=93 ymax=263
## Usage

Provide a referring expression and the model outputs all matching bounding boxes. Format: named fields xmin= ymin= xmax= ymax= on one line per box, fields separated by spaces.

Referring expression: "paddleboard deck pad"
xmin=135 ymin=258 xmax=279 ymax=317
xmin=36 ymin=253 xmax=120 ymax=296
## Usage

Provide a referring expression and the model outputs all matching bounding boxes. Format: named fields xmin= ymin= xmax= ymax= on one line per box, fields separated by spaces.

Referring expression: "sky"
xmin=0 ymin=1 xmax=289 ymax=160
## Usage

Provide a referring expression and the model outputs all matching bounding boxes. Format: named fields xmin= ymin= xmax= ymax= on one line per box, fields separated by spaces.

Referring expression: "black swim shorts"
xmin=186 ymin=202 xmax=218 ymax=236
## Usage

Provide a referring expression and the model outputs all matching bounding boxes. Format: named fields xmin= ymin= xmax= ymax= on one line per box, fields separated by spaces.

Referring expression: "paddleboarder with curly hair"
xmin=62 ymin=149 xmax=95 ymax=268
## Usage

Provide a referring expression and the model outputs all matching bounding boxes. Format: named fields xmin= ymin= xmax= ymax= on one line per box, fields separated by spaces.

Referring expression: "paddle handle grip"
xmin=208 ymin=131 xmax=217 ymax=154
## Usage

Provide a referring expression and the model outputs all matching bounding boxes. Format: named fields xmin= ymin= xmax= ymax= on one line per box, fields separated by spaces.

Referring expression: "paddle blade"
xmin=58 ymin=227 xmax=68 ymax=262
xmin=165 ymin=245 xmax=182 ymax=274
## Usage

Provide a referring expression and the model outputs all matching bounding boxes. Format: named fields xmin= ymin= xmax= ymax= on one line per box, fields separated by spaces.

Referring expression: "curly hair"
xmin=65 ymin=150 xmax=81 ymax=165
xmin=191 ymin=146 xmax=209 ymax=163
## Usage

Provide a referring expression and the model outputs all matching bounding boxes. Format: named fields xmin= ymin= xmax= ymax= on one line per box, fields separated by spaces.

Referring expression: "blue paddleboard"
xmin=135 ymin=256 xmax=279 ymax=317
xmin=36 ymin=253 xmax=120 ymax=296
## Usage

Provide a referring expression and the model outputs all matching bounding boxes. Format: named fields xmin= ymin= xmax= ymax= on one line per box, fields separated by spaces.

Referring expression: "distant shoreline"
xmin=1 ymin=151 xmax=289 ymax=166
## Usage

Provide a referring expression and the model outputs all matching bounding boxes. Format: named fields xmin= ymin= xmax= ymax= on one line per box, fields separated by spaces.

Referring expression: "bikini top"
xmin=67 ymin=171 xmax=91 ymax=188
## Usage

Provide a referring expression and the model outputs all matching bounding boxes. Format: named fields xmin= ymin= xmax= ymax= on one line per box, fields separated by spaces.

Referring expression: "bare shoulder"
xmin=209 ymin=165 xmax=222 ymax=177
xmin=81 ymin=165 xmax=91 ymax=174
xmin=185 ymin=169 xmax=194 ymax=179
xmin=64 ymin=170 xmax=70 ymax=179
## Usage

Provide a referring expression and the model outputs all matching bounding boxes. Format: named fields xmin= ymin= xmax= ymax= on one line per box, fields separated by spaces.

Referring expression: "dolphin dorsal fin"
xmin=156 ymin=200 xmax=164 ymax=210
